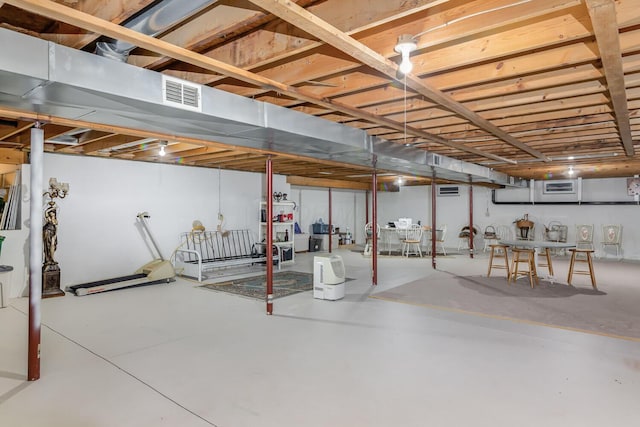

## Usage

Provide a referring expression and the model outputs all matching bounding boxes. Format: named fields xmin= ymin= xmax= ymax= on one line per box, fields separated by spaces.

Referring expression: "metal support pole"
xmin=469 ymin=176 xmax=474 ymax=259
xmin=372 ymin=169 xmax=378 ymax=285
xmin=266 ymin=157 xmax=273 ymax=315
xmin=431 ymin=170 xmax=437 ymax=270
xmin=28 ymin=124 xmax=44 ymax=381
xmin=328 ymin=188 xmax=332 ymax=253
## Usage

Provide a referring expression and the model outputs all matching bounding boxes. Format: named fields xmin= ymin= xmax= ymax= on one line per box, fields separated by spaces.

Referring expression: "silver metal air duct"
xmin=95 ymin=0 xmax=216 ymax=62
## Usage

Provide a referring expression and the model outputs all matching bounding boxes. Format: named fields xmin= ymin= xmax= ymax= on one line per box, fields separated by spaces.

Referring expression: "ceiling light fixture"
xmin=159 ymin=141 xmax=168 ymax=156
xmin=567 ymin=166 xmax=575 ymax=176
xmin=394 ymin=34 xmax=417 ymax=75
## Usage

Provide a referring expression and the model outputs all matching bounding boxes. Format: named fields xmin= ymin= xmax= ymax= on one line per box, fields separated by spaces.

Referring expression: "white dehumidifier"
xmin=313 ymin=254 xmax=346 ymax=300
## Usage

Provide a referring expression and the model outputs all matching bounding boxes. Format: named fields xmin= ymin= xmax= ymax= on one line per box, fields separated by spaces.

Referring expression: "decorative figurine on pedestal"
xmin=42 ymin=177 xmax=69 ymax=298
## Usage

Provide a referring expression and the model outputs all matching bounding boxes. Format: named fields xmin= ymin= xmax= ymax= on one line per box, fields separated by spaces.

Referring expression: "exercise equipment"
xmin=66 ymin=212 xmax=175 ymax=296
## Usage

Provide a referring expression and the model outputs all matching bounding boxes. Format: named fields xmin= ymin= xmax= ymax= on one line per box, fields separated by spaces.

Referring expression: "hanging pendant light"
xmin=395 ymin=34 xmax=417 ymax=75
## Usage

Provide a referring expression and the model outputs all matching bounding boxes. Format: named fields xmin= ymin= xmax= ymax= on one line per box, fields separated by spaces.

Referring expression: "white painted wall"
xmin=41 ymin=154 xmax=253 ymax=288
xmin=289 ymin=187 xmax=366 ymax=244
xmin=11 ymin=153 xmax=287 ymax=297
xmin=377 ymin=186 xmax=432 ymax=227
xmin=6 ymin=154 xmax=639 ymax=299
xmin=377 ymin=181 xmax=640 ymax=259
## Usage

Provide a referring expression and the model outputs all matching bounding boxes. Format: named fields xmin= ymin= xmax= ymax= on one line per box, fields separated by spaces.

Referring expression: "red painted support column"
xmin=372 ymin=170 xmax=378 ymax=285
xmin=431 ymin=171 xmax=437 ymax=270
xmin=328 ymin=188 xmax=332 ymax=253
xmin=28 ymin=124 xmax=44 ymax=381
xmin=266 ymin=157 xmax=273 ymax=315
xmin=469 ymin=176 xmax=474 ymax=259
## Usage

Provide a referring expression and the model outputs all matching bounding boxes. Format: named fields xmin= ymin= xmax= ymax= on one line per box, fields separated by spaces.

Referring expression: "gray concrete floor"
xmin=1 ymin=248 xmax=639 ymax=426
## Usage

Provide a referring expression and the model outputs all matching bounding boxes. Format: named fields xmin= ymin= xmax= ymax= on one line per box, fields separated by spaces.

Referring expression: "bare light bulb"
xmin=568 ymin=166 xmax=574 ymax=176
xmin=399 ymin=52 xmax=413 ymax=74
xmin=159 ymin=141 xmax=167 ymax=156
xmin=394 ymin=35 xmax=417 ymax=76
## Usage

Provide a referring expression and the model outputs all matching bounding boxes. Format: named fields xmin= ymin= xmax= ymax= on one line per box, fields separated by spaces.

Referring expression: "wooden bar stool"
xmin=509 ymin=248 xmax=538 ymax=288
xmin=487 ymin=244 xmax=510 ymax=278
xmin=567 ymin=248 xmax=597 ymax=289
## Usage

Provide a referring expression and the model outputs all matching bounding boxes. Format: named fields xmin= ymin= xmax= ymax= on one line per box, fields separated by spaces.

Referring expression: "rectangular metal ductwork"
xmin=0 ymin=27 xmax=523 ymax=186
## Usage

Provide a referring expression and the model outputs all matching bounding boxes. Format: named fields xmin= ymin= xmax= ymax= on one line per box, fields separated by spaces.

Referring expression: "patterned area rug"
xmin=200 ymin=271 xmax=314 ymax=300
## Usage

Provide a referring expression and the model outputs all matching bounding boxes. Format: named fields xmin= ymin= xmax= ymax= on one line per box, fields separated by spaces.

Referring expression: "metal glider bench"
xmin=173 ymin=229 xmax=280 ymax=282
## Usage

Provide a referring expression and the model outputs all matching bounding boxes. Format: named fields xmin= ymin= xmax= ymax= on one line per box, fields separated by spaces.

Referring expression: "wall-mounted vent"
xmin=438 ymin=185 xmax=459 ymax=196
xmin=162 ymin=75 xmax=201 ymax=112
xmin=431 ymin=153 xmax=442 ymax=166
xmin=543 ymin=180 xmax=575 ymax=194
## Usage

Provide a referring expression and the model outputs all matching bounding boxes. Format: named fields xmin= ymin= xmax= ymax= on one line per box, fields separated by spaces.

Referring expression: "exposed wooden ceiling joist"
xmin=0 ymin=0 xmax=638 ymax=183
xmin=585 ymin=0 xmax=635 ymax=156
xmin=3 ymin=0 xmax=517 ymax=164
xmin=246 ymin=0 xmax=557 ymax=161
xmin=287 ymin=175 xmax=374 ymax=190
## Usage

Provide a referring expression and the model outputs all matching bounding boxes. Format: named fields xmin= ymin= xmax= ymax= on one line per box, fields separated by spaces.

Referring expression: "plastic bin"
xmin=312 ymin=223 xmax=333 ymax=234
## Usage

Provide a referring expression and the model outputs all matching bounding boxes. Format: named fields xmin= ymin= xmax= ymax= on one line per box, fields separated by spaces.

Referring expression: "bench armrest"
xmin=175 ymin=248 xmax=203 ymax=282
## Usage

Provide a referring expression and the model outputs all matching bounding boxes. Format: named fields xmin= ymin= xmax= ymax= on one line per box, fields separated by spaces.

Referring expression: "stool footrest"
xmin=487 ymin=245 xmax=510 ymax=279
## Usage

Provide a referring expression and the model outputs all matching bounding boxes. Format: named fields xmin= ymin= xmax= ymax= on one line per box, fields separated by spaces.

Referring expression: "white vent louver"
xmin=162 ymin=75 xmax=201 ymax=112
xmin=543 ymin=180 xmax=575 ymax=194
xmin=438 ymin=185 xmax=459 ymax=196
xmin=432 ymin=153 xmax=442 ymax=166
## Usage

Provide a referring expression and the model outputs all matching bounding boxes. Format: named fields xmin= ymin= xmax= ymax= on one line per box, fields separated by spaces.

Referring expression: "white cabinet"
xmin=259 ymin=201 xmax=295 ymax=264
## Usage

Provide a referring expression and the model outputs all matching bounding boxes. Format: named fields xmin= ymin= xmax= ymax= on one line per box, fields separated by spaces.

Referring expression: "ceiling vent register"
xmin=162 ymin=75 xmax=202 ymax=112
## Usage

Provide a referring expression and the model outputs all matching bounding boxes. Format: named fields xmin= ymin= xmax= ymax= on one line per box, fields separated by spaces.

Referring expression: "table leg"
xmin=534 ymin=247 xmax=557 ymax=283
